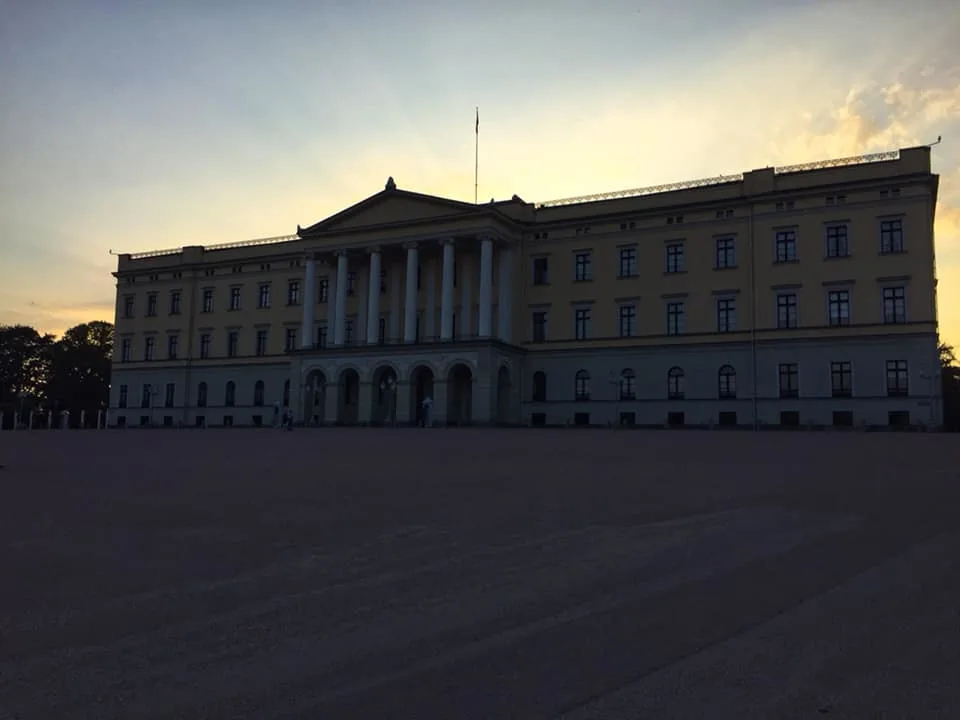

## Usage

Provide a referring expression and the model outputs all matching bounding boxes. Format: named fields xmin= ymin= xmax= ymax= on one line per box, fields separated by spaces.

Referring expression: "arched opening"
xmin=718 ymin=365 xmax=737 ymax=398
xmin=446 ymin=363 xmax=473 ymax=426
xmin=371 ymin=365 xmax=399 ymax=426
xmin=667 ymin=367 xmax=685 ymax=399
xmin=304 ymin=370 xmax=326 ymax=426
xmin=532 ymin=371 xmax=546 ymax=402
xmin=225 ymin=381 xmax=236 ymax=407
xmin=337 ymin=368 xmax=360 ymax=425
xmin=410 ymin=365 xmax=435 ymax=427
xmin=253 ymin=380 xmax=265 ymax=407
xmin=496 ymin=365 xmax=512 ymax=424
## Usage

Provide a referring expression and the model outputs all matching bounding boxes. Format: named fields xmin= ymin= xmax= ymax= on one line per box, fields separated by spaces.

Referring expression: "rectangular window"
xmin=146 ymin=293 xmax=158 ymax=316
xmin=347 ymin=272 xmax=357 ymax=296
xmin=574 ymin=251 xmax=592 ymax=281
xmin=776 ymin=293 xmax=798 ymax=329
xmin=380 ymin=270 xmax=388 ymax=294
xmin=120 ymin=338 xmax=132 ymax=362
xmin=316 ymin=325 xmax=328 ymax=348
xmin=619 ymin=247 xmax=637 ymax=278
xmin=229 ymin=287 xmax=241 ymax=311
xmin=255 ymin=329 xmax=268 ymax=356
xmin=344 ymin=319 xmax=354 ymax=345
xmin=227 ymin=331 xmax=238 ymax=357
xmin=199 ymin=333 xmax=211 ymax=358
xmin=574 ymin=307 xmax=591 ymax=340
xmin=880 ymin=218 xmax=904 ymax=254
xmin=532 ymin=311 xmax=548 ymax=342
xmin=828 ymin=289 xmax=851 ymax=326
xmin=164 ymin=382 xmax=175 ymax=408
xmin=665 ymin=243 xmax=685 ymax=273
xmin=775 ymin=230 xmax=797 ymax=262
xmin=882 ymin=286 xmax=906 ymax=324
xmin=831 ymin=361 xmax=852 ymax=398
xmin=284 ymin=327 xmax=297 ymax=351
xmin=533 ymin=257 xmax=549 ymax=285
xmin=167 ymin=334 xmax=179 ymax=360
xmin=141 ymin=384 xmax=152 ymax=408
xmin=202 ymin=288 xmax=214 ymax=313
xmin=886 ymin=360 xmax=909 ymax=396
xmin=287 ymin=280 xmax=301 ymax=306
xmin=778 ymin=363 xmax=799 ymax=398
xmin=123 ymin=295 xmax=134 ymax=318
xmin=825 ymin=224 xmax=850 ymax=258
xmin=666 ymin=301 xmax=685 ymax=335
xmin=258 ymin=283 xmax=271 ymax=309
xmin=618 ymin=304 xmax=636 ymax=338
xmin=144 ymin=336 xmax=155 ymax=361
xmin=118 ymin=384 xmax=128 ymax=408
xmin=715 ymin=237 xmax=736 ymax=269
xmin=716 ymin=297 xmax=736 ymax=332
xmin=169 ymin=290 xmax=182 ymax=315
xmin=318 ymin=278 xmax=329 ymax=303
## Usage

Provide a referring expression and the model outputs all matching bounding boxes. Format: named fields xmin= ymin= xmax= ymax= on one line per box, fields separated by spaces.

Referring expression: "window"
xmin=229 ymin=287 xmax=241 ymax=310
xmin=880 ymin=218 xmax=904 ymax=254
xmin=888 ymin=410 xmax=910 ymax=427
xmin=667 ymin=367 xmax=684 ymax=399
xmin=619 ymin=247 xmax=637 ymax=278
xmin=253 ymin=380 xmax=265 ymax=406
xmin=779 ymin=363 xmax=799 ymax=398
xmin=532 ymin=311 xmax=548 ymax=342
xmin=666 ymin=243 xmax=685 ymax=273
xmin=780 ymin=411 xmax=800 ymax=427
xmin=833 ymin=410 xmax=854 ymax=427
xmin=886 ymin=360 xmax=908 ymax=396
xmin=141 ymin=384 xmax=152 ymax=408
xmin=227 ymin=331 xmax=238 ymax=358
xmin=828 ymin=290 xmax=850 ymax=326
xmin=826 ymin=225 xmax=849 ymax=258
xmin=666 ymin=301 xmax=685 ymax=335
xmin=318 ymin=278 xmax=329 ymax=303
xmin=258 ymin=283 xmax=271 ymax=309
xmin=344 ymin=319 xmax=355 ymax=345
xmin=717 ymin=297 xmax=736 ymax=333
xmin=144 ymin=336 xmax=155 ymax=361
xmin=283 ymin=379 xmax=291 ymax=406
xmin=715 ymin=237 xmax=736 ymax=269
xmin=574 ymin=307 xmax=591 ymax=340
xmin=255 ymin=329 xmax=268 ymax=356
xmin=118 ymin=384 xmax=128 ymax=408
xmin=167 ymin=334 xmax=179 ymax=360
xmin=202 ymin=288 xmax=214 ymax=313
xmin=618 ymin=304 xmax=636 ymax=338
xmin=164 ymin=383 xmax=175 ymax=408
xmin=882 ymin=286 xmax=906 ymax=324
xmin=123 ymin=296 xmax=134 ymax=318
xmin=575 ymin=370 xmax=591 ymax=401
xmin=531 ymin=412 xmax=546 ymax=427
xmin=775 ymin=230 xmax=797 ymax=262
xmin=379 ymin=270 xmax=388 ymax=294
xmin=776 ymin=293 xmax=798 ymax=329
xmin=532 ymin=371 xmax=547 ymax=402
xmin=718 ymin=411 xmax=737 ymax=426
xmin=287 ymin=280 xmax=301 ymax=305
xmin=144 ymin=293 xmax=157 ymax=317
xmin=574 ymin=412 xmax=590 ymax=426
xmin=831 ymin=361 xmax=852 ymax=398
xmin=317 ymin=325 xmax=328 ymax=348
xmin=225 ymin=381 xmax=236 ymax=407
xmin=170 ymin=290 xmax=181 ymax=315
xmin=378 ymin=317 xmax=386 ymax=344
xmin=285 ymin=327 xmax=297 ymax=351
xmin=347 ymin=271 xmax=357 ymax=296
xmin=574 ymin=251 xmax=592 ymax=281
xmin=718 ymin=365 xmax=736 ymax=398
xmin=197 ymin=382 xmax=207 ymax=408
xmin=120 ymin=338 xmax=132 ymax=362
xmin=667 ymin=411 xmax=685 ymax=427
xmin=199 ymin=333 xmax=211 ymax=359
xmin=619 ymin=369 xmax=636 ymax=400
xmin=533 ymin=257 xmax=549 ymax=285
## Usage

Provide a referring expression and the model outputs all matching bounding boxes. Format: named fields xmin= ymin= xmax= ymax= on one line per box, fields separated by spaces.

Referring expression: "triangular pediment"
xmin=299 ymin=184 xmax=483 ymax=236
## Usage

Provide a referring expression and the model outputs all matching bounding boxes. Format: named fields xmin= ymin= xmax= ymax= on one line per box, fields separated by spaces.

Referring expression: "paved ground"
xmin=1 ymin=428 xmax=958 ymax=719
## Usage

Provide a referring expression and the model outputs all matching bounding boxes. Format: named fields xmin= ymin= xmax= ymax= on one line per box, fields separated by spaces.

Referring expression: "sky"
xmin=1 ymin=0 xmax=959 ymax=344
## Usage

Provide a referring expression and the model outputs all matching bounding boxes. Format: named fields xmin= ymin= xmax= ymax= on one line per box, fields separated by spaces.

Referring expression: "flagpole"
xmin=474 ymin=107 xmax=479 ymax=205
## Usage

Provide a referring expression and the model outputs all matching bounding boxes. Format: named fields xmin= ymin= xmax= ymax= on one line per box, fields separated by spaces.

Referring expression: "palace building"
xmin=109 ymin=145 xmax=942 ymax=429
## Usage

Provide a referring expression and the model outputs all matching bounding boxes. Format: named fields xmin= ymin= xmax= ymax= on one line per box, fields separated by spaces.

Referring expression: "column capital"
xmin=438 ymin=237 xmax=456 ymax=247
xmin=402 ymin=240 xmax=419 ymax=251
xmin=303 ymin=251 xmax=318 ymax=262
xmin=366 ymin=245 xmax=382 ymax=255
xmin=334 ymin=249 xmax=349 ymax=258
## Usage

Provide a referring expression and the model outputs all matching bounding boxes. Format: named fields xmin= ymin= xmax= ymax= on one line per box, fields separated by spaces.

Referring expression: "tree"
xmin=939 ymin=342 xmax=957 ymax=368
xmin=44 ymin=321 xmax=113 ymax=425
xmin=0 ymin=325 xmax=54 ymax=405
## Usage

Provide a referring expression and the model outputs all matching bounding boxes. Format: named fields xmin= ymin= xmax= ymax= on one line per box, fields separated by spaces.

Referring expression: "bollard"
xmin=97 ymin=409 xmax=104 ymax=430
xmin=80 ymin=410 xmax=86 ymax=429
xmin=47 ymin=410 xmax=53 ymax=429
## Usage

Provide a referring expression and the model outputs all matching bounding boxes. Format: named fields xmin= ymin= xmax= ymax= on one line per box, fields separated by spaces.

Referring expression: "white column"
xmin=498 ymin=246 xmax=513 ymax=342
xmin=478 ymin=237 xmax=494 ymax=337
xmin=301 ymin=255 xmax=316 ymax=348
xmin=425 ymin=260 xmax=437 ymax=340
xmin=460 ymin=255 xmax=473 ymax=339
xmin=404 ymin=243 xmax=419 ymax=343
xmin=366 ymin=248 xmax=382 ymax=344
xmin=333 ymin=251 xmax=348 ymax=346
xmin=440 ymin=240 xmax=455 ymax=341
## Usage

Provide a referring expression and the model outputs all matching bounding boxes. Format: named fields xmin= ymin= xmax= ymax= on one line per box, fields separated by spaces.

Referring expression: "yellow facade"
xmin=110 ymin=147 xmax=941 ymax=429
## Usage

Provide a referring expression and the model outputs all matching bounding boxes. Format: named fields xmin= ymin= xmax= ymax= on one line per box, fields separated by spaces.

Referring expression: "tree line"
xmin=0 ymin=322 xmax=112 ymax=429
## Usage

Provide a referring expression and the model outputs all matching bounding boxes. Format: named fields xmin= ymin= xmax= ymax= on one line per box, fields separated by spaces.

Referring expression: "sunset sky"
xmin=1 ymin=0 xmax=958 ymax=345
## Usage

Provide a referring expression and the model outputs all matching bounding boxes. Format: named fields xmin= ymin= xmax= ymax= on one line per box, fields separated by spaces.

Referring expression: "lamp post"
xmin=380 ymin=375 xmax=397 ymax=427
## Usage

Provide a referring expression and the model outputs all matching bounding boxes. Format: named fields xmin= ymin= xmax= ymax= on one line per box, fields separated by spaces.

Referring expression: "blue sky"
xmin=1 ymin=0 xmax=958 ymax=342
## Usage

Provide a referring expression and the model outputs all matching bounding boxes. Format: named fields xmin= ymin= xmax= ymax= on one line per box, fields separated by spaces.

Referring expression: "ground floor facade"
xmin=107 ymin=333 xmax=943 ymax=429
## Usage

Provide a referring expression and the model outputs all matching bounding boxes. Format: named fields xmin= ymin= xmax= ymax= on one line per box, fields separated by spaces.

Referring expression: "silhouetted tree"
xmin=939 ymin=342 xmax=956 ymax=368
xmin=44 ymin=321 xmax=113 ymax=426
xmin=0 ymin=324 xmax=55 ymax=405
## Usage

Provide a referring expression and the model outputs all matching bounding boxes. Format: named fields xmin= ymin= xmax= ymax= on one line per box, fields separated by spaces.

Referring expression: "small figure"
xmin=421 ymin=395 xmax=433 ymax=428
